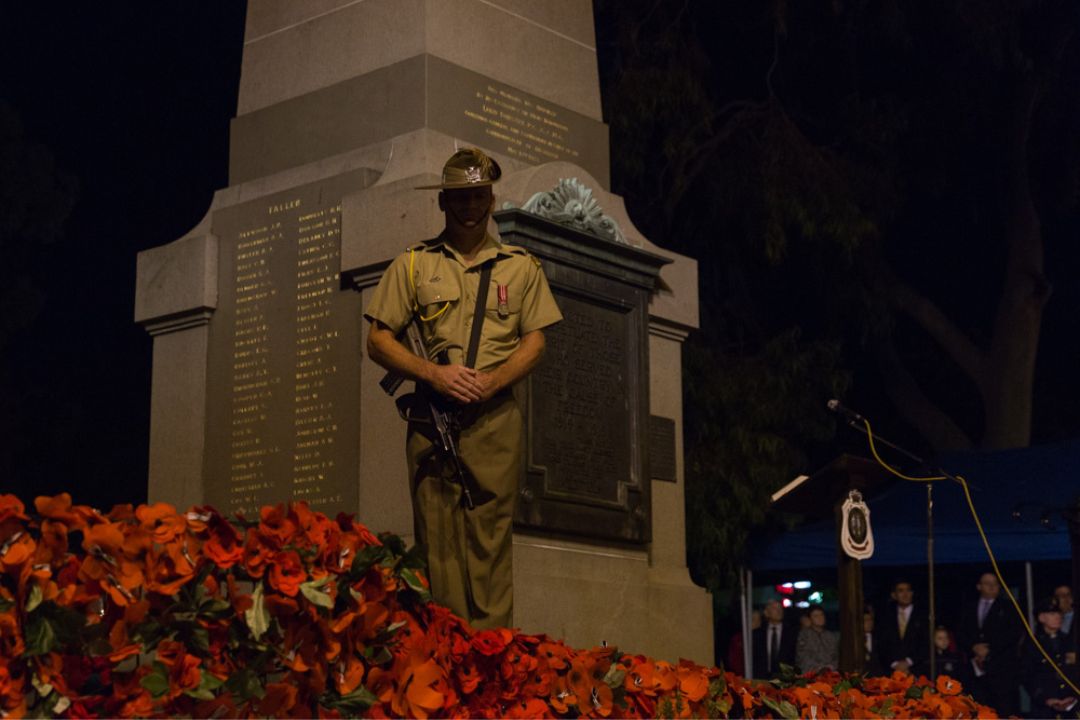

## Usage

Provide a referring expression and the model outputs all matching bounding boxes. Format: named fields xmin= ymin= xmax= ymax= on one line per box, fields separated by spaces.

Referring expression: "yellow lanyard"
xmin=408 ymin=249 xmax=450 ymax=321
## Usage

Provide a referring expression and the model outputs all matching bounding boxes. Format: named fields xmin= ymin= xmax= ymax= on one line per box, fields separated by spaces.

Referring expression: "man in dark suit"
xmin=752 ymin=598 xmax=798 ymax=678
xmin=877 ymin=580 xmax=929 ymax=675
xmin=957 ymin=572 xmax=1023 ymax=717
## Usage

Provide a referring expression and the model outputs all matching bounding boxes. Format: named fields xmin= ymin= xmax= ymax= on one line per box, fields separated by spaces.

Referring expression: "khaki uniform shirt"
xmin=364 ymin=233 xmax=562 ymax=372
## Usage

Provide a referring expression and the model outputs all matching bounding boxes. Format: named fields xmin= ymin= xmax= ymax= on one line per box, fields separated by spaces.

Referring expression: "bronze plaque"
xmin=648 ymin=416 xmax=677 ymax=482
xmin=529 ymin=296 xmax=631 ymax=504
xmin=496 ymin=210 xmax=671 ymax=544
xmin=427 ymin=56 xmax=610 ymax=187
xmin=203 ymin=170 xmax=372 ymax=517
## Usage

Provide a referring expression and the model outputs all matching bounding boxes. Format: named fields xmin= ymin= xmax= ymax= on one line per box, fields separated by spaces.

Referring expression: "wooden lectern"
xmin=771 ymin=455 xmax=892 ymax=673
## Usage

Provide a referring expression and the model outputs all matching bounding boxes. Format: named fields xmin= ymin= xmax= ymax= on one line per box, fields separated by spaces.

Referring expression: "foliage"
xmin=0 ymin=495 xmax=994 ymax=719
xmin=595 ymin=0 xmax=1080 ymax=590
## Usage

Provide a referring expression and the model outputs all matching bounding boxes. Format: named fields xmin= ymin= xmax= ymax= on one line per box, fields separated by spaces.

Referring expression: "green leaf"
xmin=0 ymin=599 xmax=12 ymax=613
xmin=24 ymin=615 xmax=56 ymax=656
xmin=300 ymin=577 xmax=334 ymax=609
xmin=603 ymin=665 xmax=626 ymax=690
xmin=324 ymin=686 xmax=379 ymax=714
xmin=244 ymin=583 xmax=270 ymax=641
xmin=184 ymin=670 xmax=225 ymax=701
xmin=51 ymin=693 xmax=71 ymax=715
xmin=30 ymin=674 xmax=53 ymax=697
xmin=349 ymin=545 xmax=386 ymax=576
xmin=398 ymin=568 xmax=432 ymax=602
xmin=140 ymin=665 xmax=170 ymax=698
xmin=189 ymin=625 xmax=211 ymax=653
xmin=905 ymin=685 xmax=925 ymax=700
xmin=199 ymin=598 xmax=233 ymax=619
xmin=761 ymin=696 xmax=800 ymax=720
xmin=224 ymin=667 xmax=266 ymax=701
xmin=25 ymin=584 xmax=43 ymax=613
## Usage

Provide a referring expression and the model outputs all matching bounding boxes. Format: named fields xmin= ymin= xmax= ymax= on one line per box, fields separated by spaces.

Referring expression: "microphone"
xmin=827 ymin=399 xmax=866 ymax=424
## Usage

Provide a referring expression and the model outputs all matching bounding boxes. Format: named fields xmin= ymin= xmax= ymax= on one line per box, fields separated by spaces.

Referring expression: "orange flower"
xmin=169 ymin=652 xmax=202 ymax=697
xmin=506 ymin=697 xmax=553 ymax=718
xmin=0 ymin=495 xmax=28 ymax=523
xmin=34 ymin=518 xmax=68 ymax=566
xmin=268 ymin=550 xmax=306 ymax=597
xmin=118 ymin=690 xmax=154 ymax=718
xmin=34 ymin=494 xmax=84 ymax=527
xmin=107 ymin=620 xmax=142 ymax=663
xmin=549 ymin=674 xmax=578 ymax=714
xmin=392 ymin=657 xmax=445 ymax=720
xmin=936 ymin=674 xmax=962 ymax=696
xmin=538 ymin=640 xmax=571 ymax=671
xmin=653 ymin=660 xmax=677 ymax=693
xmin=365 ymin=666 xmax=395 ymax=704
xmin=136 ymin=502 xmax=187 ymax=544
xmin=677 ymin=659 xmax=710 ymax=702
xmin=147 ymin=540 xmax=197 ymax=596
xmin=334 ymin=653 xmax=365 ymax=695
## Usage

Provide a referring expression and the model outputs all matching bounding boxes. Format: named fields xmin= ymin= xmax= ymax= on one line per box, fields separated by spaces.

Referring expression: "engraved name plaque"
xmin=530 ymin=297 xmax=631 ymax=503
xmin=495 ymin=209 xmax=670 ymax=543
xmin=203 ymin=169 xmax=376 ymax=517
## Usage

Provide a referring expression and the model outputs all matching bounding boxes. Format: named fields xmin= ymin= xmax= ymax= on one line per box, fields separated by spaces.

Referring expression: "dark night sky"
xmin=2 ymin=3 xmax=247 ymax=506
xmin=2 ymin=3 xmax=1078 ymax=510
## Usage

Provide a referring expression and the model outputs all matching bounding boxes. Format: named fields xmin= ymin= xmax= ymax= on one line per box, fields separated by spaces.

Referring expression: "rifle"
xmin=379 ymin=319 xmax=480 ymax=510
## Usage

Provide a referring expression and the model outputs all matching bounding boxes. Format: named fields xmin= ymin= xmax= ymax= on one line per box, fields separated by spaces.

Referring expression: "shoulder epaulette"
xmin=503 ymin=245 xmax=542 ymax=266
xmin=406 ymin=238 xmax=444 ymax=253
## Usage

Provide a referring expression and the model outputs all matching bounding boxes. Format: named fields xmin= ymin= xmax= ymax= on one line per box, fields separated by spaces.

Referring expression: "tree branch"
xmin=889 ymin=278 xmax=988 ymax=390
xmin=876 ymin=336 xmax=974 ymax=452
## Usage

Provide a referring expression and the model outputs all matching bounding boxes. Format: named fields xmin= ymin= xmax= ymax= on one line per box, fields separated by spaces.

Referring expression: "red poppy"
xmin=203 ymin=515 xmax=243 ymax=568
xmin=258 ymin=504 xmax=298 ymax=547
xmin=243 ymin=527 xmax=273 ymax=578
xmin=268 ymin=550 xmax=305 ymax=597
xmin=472 ymin=627 xmax=513 ymax=656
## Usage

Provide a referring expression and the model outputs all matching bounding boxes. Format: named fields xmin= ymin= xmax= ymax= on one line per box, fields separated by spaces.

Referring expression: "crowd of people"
xmin=729 ymin=575 xmax=1078 ymax=717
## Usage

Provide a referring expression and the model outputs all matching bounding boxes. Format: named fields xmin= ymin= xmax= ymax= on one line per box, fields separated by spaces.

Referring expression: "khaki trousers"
xmin=406 ymin=391 xmax=520 ymax=629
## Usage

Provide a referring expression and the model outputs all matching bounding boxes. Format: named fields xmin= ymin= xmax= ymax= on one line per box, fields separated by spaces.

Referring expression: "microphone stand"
xmin=833 ymin=411 xmax=964 ymax=681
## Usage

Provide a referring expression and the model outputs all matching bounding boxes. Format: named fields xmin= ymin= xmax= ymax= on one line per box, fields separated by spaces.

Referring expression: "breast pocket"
xmin=416 ymin=281 xmax=460 ymax=317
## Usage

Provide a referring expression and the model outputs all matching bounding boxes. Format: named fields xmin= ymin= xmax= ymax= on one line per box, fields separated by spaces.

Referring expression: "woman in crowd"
xmin=796 ymin=606 xmax=839 ymax=673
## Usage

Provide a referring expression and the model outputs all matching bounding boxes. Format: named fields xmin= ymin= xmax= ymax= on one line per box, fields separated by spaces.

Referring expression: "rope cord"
xmin=408 ymin=249 xmax=450 ymax=322
xmin=860 ymin=418 xmax=1080 ymax=697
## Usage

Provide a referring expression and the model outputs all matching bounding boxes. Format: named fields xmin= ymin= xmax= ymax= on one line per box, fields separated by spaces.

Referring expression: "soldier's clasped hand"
xmin=428 ymin=363 xmax=484 ymax=403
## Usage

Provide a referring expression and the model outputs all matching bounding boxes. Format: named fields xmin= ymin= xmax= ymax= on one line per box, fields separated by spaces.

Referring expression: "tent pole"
xmin=927 ymin=483 xmax=936 ymax=680
xmin=743 ymin=567 xmax=753 ymax=678
xmin=1025 ymin=561 xmax=1035 ymax=628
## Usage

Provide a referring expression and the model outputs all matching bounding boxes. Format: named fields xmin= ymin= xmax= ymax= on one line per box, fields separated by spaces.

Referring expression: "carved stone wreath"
xmin=506 ymin=178 xmax=630 ymax=245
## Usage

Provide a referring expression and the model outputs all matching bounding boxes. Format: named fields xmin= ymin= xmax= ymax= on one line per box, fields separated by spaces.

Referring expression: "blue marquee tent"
xmin=749 ymin=440 xmax=1079 ymax=571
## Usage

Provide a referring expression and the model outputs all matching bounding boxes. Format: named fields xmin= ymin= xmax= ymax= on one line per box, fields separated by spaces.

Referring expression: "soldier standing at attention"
xmin=364 ymin=148 xmax=562 ymax=629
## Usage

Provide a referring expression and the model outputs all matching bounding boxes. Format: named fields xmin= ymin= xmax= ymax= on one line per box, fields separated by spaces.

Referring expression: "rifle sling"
xmin=465 ymin=260 xmax=494 ymax=370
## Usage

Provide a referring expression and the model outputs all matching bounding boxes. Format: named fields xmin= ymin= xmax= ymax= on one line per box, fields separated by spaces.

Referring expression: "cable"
xmin=408 ymin=249 xmax=450 ymax=322
xmin=860 ymin=418 xmax=1080 ymax=697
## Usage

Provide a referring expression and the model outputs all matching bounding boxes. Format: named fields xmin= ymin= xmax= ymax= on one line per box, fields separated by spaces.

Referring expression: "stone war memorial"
xmin=134 ymin=0 xmax=710 ymax=664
